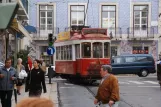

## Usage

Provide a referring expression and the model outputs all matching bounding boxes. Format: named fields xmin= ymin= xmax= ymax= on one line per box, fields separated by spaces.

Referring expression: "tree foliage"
xmin=17 ymin=49 xmax=30 ymax=65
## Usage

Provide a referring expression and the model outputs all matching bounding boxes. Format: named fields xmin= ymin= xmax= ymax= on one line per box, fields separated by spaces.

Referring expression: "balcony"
xmin=10 ymin=0 xmax=28 ymax=20
xmin=127 ymin=27 xmax=155 ymax=39
xmin=107 ymin=27 xmax=122 ymax=39
xmin=32 ymin=27 xmax=59 ymax=40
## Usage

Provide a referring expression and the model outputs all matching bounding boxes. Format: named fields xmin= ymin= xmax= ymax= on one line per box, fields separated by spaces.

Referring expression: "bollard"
xmin=48 ymin=65 xmax=53 ymax=84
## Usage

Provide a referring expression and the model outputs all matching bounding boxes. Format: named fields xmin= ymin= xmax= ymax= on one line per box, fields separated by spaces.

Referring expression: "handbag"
xmin=19 ymin=70 xmax=28 ymax=79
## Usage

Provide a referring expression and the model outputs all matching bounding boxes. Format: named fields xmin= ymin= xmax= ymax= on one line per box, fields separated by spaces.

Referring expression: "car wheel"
xmin=139 ymin=69 xmax=149 ymax=77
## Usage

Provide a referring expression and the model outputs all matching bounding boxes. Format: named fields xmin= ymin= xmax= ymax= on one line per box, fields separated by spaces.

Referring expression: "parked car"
xmin=0 ymin=62 xmax=4 ymax=68
xmin=111 ymin=54 xmax=156 ymax=77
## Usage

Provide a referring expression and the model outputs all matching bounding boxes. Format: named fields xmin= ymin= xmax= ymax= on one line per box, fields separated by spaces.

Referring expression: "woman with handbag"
xmin=16 ymin=58 xmax=25 ymax=95
xmin=26 ymin=59 xmax=47 ymax=97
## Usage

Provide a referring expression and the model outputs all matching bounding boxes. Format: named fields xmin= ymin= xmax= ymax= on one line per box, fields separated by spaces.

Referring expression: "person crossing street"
xmin=94 ymin=65 xmax=120 ymax=107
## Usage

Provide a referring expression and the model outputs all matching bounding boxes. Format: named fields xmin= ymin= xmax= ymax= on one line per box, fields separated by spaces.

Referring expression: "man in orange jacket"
xmin=94 ymin=65 xmax=120 ymax=107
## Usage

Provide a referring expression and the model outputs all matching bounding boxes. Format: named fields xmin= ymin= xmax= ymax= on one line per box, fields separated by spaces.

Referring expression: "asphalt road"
xmin=54 ymin=75 xmax=161 ymax=107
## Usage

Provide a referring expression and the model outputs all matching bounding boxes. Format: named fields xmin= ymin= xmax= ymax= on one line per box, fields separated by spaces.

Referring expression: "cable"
xmin=84 ymin=0 xmax=89 ymax=26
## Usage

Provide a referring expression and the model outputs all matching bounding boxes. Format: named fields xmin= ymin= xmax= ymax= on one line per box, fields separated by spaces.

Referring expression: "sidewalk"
xmin=11 ymin=82 xmax=58 ymax=107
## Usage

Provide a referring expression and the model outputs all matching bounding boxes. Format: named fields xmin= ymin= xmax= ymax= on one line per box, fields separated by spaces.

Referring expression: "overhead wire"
xmin=84 ymin=0 xmax=89 ymax=26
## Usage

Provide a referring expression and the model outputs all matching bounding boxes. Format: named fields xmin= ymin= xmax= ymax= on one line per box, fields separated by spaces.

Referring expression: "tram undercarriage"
xmin=60 ymin=74 xmax=100 ymax=84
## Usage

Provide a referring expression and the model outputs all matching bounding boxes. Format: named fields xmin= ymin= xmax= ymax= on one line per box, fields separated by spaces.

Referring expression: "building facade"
xmin=158 ymin=0 xmax=161 ymax=59
xmin=0 ymin=0 xmax=31 ymax=63
xmin=29 ymin=0 xmax=159 ymax=64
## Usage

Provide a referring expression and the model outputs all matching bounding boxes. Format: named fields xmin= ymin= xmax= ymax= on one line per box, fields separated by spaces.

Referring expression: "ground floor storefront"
xmin=111 ymin=40 xmax=158 ymax=61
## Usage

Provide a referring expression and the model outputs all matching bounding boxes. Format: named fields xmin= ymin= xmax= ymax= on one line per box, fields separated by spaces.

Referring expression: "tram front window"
xmin=82 ymin=42 xmax=91 ymax=58
xmin=93 ymin=42 xmax=102 ymax=58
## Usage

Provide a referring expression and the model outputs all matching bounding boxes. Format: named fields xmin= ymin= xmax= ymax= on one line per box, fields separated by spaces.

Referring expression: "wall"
xmin=29 ymin=0 xmax=159 ymax=33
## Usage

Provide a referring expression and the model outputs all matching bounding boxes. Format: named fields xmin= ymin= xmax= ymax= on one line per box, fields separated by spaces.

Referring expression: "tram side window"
xmin=82 ymin=42 xmax=91 ymax=58
xmin=104 ymin=42 xmax=110 ymax=58
xmin=93 ymin=42 xmax=102 ymax=58
xmin=64 ymin=46 xmax=67 ymax=60
xmin=56 ymin=47 xmax=61 ymax=60
xmin=75 ymin=44 xmax=80 ymax=58
xmin=68 ymin=45 xmax=72 ymax=60
xmin=61 ymin=46 xmax=64 ymax=60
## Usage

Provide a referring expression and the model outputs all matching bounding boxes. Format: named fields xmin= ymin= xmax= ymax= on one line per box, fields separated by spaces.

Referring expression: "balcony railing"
xmin=127 ymin=27 xmax=155 ymax=39
xmin=107 ymin=27 xmax=122 ymax=39
xmin=64 ymin=26 xmax=122 ymax=39
xmin=32 ymin=27 xmax=59 ymax=39
xmin=65 ymin=25 xmax=91 ymax=31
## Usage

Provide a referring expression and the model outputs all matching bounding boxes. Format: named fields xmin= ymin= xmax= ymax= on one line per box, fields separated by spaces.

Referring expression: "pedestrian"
xmin=26 ymin=59 xmax=47 ymax=97
xmin=16 ymin=58 xmax=25 ymax=95
xmin=16 ymin=97 xmax=54 ymax=107
xmin=28 ymin=56 xmax=33 ymax=71
xmin=0 ymin=58 xmax=17 ymax=107
xmin=157 ymin=58 xmax=161 ymax=64
xmin=94 ymin=65 xmax=120 ymax=107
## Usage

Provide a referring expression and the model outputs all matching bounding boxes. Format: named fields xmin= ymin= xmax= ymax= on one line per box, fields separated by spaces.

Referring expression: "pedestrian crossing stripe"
xmin=118 ymin=81 xmax=158 ymax=85
xmin=128 ymin=81 xmax=144 ymax=84
xmin=143 ymin=81 xmax=158 ymax=84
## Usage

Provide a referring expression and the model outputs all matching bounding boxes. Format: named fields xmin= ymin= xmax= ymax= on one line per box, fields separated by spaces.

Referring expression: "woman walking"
xmin=16 ymin=58 xmax=25 ymax=95
xmin=26 ymin=59 xmax=46 ymax=97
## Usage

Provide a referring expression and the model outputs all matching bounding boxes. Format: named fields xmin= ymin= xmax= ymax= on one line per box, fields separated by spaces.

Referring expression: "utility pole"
xmin=6 ymin=33 xmax=9 ymax=59
xmin=14 ymin=33 xmax=18 ymax=67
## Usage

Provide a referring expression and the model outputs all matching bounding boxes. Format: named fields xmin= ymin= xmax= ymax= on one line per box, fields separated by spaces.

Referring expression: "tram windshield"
xmin=82 ymin=42 xmax=91 ymax=58
xmin=93 ymin=42 xmax=102 ymax=58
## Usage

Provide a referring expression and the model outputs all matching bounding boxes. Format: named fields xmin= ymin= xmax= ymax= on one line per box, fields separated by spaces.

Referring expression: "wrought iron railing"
xmin=64 ymin=25 xmax=91 ymax=31
xmin=32 ymin=27 xmax=59 ymax=39
xmin=127 ymin=27 xmax=155 ymax=39
xmin=107 ymin=27 xmax=122 ymax=39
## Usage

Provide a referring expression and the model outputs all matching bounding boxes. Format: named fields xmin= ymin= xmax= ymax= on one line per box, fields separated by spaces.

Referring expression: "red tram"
xmin=54 ymin=27 xmax=111 ymax=83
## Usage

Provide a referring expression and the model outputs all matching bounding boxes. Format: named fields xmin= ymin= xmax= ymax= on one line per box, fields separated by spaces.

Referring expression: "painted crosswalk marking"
xmin=143 ymin=81 xmax=158 ymax=84
xmin=118 ymin=82 xmax=130 ymax=84
xmin=60 ymin=87 xmax=75 ymax=89
xmin=64 ymin=83 xmax=74 ymax=85
xmin=128 ymin=81 xmax=144 ymax=84
xmin=138 ymin=86 xmax=160 ymax=88
xmin=118 ymin=81 xmax=159 ymax=85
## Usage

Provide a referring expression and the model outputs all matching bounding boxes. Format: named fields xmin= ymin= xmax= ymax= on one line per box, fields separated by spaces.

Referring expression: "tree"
xmin=17 ymin=49 xmax=30 ymax=65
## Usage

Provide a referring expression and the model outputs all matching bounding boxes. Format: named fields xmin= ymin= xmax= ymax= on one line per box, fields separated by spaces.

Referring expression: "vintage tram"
xmin=54 ymin=27 xmax=111 ymax=83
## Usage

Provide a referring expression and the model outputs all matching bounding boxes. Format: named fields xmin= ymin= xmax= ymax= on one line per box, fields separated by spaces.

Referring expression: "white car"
xmin=45 ymin=66 xmax=55 ymax=76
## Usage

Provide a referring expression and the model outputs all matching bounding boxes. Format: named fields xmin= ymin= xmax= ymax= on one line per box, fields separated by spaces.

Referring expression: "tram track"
xmin=57 ymin=79 xmax=136 ymax=107
xmin=57 ymin=82 xmax=62 ymax=107
xmin=84 ymin=85 xmax=135 ymax=107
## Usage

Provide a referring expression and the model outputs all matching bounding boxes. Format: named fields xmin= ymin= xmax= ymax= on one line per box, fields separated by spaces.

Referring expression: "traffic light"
xmin=48 ymin=33 xmax=53 ymax=46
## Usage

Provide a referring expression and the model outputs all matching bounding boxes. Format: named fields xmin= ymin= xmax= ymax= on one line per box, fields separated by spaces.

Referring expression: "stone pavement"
xmin=11 ymin=82 xmax=58 ymax=107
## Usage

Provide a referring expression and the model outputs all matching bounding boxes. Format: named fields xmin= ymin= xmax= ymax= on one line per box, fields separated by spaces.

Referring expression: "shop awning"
xmin=24 ymin=25 xmax=37 ymax=34
xmin=0 ymin=3 xmax=19 ymax=29
xmin=10 ymin=18 xmax=32 ymax=41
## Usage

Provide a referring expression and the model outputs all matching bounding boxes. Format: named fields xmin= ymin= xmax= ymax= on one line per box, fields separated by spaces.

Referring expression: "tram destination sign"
xmin=82 ymin=28 xmax=107 ymax=35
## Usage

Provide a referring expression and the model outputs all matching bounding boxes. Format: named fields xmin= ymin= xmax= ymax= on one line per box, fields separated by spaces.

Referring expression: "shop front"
xmin=111 ymin=40 xmax=158 ymax=61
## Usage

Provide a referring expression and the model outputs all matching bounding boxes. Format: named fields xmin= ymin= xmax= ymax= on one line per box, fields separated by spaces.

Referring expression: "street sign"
xmin=47 ymin=46 xmax=55 ymax=55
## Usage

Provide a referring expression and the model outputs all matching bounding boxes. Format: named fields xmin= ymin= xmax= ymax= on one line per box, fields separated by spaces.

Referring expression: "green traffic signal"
xmin=48 ymin=42 xmax=53 ymax=46
xmin=48 ymin=33 xmax=53 ymax=46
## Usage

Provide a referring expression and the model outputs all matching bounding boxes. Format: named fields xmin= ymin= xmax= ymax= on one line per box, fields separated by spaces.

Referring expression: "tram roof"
xmin=54 ymin=39 xmax=111 ymax=46
xmin=56 ymin=28 xmax=111 ymax=43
